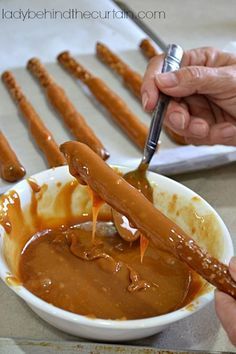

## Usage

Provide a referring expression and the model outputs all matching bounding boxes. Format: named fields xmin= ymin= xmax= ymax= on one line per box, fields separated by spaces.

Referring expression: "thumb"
xmin=215 ymin=290 xmax=236 ymax=346
xmin=229 ymin=256 xmax=236 ymax=281
xmin=155 ymin=66 xmax=235 ymax=97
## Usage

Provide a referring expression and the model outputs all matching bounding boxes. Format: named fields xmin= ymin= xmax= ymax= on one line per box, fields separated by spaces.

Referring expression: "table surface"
xmin=0 ymin=0 xmax=236 ymax=352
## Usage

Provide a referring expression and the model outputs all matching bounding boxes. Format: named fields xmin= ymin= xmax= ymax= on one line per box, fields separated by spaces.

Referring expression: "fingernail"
xmin=190 ymin=122 xmax=208 ymax=137
xmin=156 ymin=72 xmax=178 ymax=88
xmin=169 ymin=112 xmax=185 ymax=130
xmin=221 ymin=126 xmax=236 ymax=139
xmin=142 ymin=92 xmax=149 ymax=110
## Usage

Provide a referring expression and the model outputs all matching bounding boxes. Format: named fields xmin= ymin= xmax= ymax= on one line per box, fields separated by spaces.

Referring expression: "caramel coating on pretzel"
xmin=61 ymin=141 xmax=236 ymax=299
xmin=0 ymin=130 xmax=26 ymax=182
xmin=139 ymin=39 xmax=158 ymax=59
xmin=96 ymin=42 xmax=142 ymax=99
xmin=2 ymin=71 xmax=66 ymax=168
xmin=27 ymin=58 xmax=109 ymax=160
xmin=57 ymin=51 xmax=148 ymax=150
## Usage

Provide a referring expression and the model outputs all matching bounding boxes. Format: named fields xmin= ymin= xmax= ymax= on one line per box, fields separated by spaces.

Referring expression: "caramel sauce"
xmin=19 ymin=222 xmax=201 ymax=319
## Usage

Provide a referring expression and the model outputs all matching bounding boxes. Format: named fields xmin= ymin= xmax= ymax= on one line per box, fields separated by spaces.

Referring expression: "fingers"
xmin=185 ymin=122 xmax=236 ymax=146
xmin=141 ymin=54 xmax=164 ymax=111
xmin=141 ymin=47 xmax=236 ymax=112
xmin=164 ymin=100 xmax=210 ymax=140
xmin=215 ymin=290 xmax=236 ymax=346
xmin=182 ymin=47 xmax=236 ymax=67
xmin=229 ymin=257 xmax=236 ymax=281
xmin=215 ymin=257 xmax=236 ymax=345
xmin=154 ymin=65 xmax=236 ymax=98
xmin=165 ymin=100 xmax=190 ymax=131
xmin=164 ymin=101 xmax=236 ymax=145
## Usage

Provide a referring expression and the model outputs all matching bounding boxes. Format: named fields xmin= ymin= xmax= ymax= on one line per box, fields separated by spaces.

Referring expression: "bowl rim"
xmin=0 ymin=165 xmax=233 ymax=329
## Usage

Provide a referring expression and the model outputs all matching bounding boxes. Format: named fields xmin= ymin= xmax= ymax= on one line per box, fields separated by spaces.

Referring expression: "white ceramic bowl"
xmin=0 ymin=165 xmax=234 ymax=341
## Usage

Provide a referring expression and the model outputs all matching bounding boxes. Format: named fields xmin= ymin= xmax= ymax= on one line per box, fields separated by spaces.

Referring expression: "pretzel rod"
xmin=96 ymin=43 xmax=187 ymax=147
xmin=0 ymin=131 xmax=26 ymax=182
xmin=57 ymin=51 xmax=148 ymax=150
xmin=27 ymin=58 xmax=109 ymax=160
xmin=96 ymin=42 xmax=142 ymax=99
xmin=2 ymin=71 xmax=66 ymax=168
xmin=60 ymin=141 xmax=236 ymax=299
xmin=139 ymin=39 xmax=159 ymax=59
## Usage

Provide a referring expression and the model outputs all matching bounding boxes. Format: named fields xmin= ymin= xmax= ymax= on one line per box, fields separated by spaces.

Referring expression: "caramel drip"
xmin=27 ymin=58 xmax=109 ymax=160
xmin=0 ymin=131 xmax=26 ymax=182
xmin=27 ymin=178 xmax=41 ymax=193
xmin=140 ymin=234 xmax=150 ymax=263
xmin=96 ymin=42 xmax=142 ymax=99
xmin=60 ymin=141 xmax=236 ymax=299
xmin=88 ymin=187 xmax=104 ymax=242
xmin=57 ymin=51 xmax=148 ymax=150
xmin=139 ymin=39 xmax=158 ymax=59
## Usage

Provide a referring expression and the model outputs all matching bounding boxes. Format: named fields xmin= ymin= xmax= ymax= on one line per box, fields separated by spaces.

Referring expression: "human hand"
xmin=215 ymin=257 xmax=236 ymax=346
xmin=141 ymin=47 xmax=236 ymax=145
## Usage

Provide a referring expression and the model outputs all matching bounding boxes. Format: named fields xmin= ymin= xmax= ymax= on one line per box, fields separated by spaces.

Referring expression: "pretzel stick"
xmin=139 ymin=39 xmax=159 ymax=59
xmin=96 ymin=43 xmax=187 ymax=147
xmin=27 ymin=58 xmax=109 ymax=160
xmin=60 ymin=141 xmax=236 ymax=299
xmin=0 ymin=130 xmax=26 ymax=182
xmin=96 ymin=42 xmax=142 ymax=99
xmin=2 ymin=71 xmax=66 ymax=168
xmin=57 ymin=51 xmax=148 ymax=150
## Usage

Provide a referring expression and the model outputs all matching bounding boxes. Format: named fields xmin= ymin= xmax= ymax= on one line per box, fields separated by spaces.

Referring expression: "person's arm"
xmin=215 ymin=257 xmax=236 ymax=346
xmin=141 ymin=47 xmax=236 ymax=145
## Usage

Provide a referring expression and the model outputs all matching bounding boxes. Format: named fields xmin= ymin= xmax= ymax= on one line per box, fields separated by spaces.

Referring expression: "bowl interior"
xmin=0 ymin=165 xmax=233 ymax=326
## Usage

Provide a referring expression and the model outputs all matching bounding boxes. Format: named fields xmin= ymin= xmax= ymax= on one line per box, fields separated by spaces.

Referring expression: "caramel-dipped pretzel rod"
xmin=96 ymin=42 xmax=142 ymax=99
xmin=2 ymin=71 xmax=66 ymax=168
xmin=27 ymin=58 xmax=109 ymax=160
xmin=60 ymin=141 xmax=236 ymax=299
xmin=0 ymin=130 xmax=26 ymax=182
xmin=57 ymin=51 xmax=148 ymax=150
xmin=96 ymin=43 xmax=186 ymax=146
xmin=139 ymin=39 xmax=159 ymax=60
